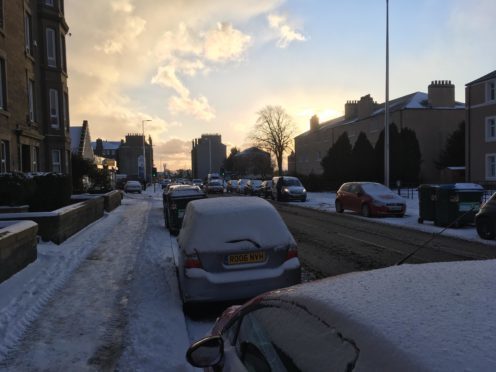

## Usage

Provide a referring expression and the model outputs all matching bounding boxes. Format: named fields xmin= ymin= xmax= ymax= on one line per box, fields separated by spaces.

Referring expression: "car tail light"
xmin=184 ymin=253 xmax=202 ymax=268
xmin=285 ymin=245 xmax=298 ymax=260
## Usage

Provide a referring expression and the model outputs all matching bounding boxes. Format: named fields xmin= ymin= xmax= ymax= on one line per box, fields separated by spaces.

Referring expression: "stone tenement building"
xmin=0 ymin=0 xmax=71 ymax=173
xmin=191 ymin=134 xmax=226 ymax=179
xmin=294 ymin=81 xmax=465 ymax=184
xmin=465 ymin=70 xmax=496 ymax=184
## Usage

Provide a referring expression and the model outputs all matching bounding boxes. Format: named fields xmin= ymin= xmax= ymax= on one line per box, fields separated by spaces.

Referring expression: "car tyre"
xmin=418 ymin=217 xmax=424 ymax=224
xmin=335 ymin=200 xmax=344 ymax=213
xmin=476 ymin=218 xmax=495 ymax=240
xmin=361 ymin=204 xmax=371 ymax=217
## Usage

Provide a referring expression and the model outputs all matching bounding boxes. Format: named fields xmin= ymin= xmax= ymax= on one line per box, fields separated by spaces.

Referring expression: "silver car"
xmin=176 ymin=197 xmax=301 ymax=307
xmin=124 ymin=180 xmax=142 ymax=193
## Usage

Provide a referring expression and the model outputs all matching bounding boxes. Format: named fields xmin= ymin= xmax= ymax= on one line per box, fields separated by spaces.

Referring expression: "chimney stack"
xmin=428 ymin=80 xmax=455 ymax=107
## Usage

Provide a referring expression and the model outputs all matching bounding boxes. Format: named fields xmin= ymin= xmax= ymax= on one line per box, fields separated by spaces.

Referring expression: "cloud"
xmin=203 ymin=22 xmax=252 ymax=62
xmin=111 ymin=0 xmax=134 ymax=13
xmin=151 ymin=65 xmax=190 ymax=97
xmin=267 ymin=14 xmax=306 ymax=48
xmin=94 ymin=15 xmax=146 ymax=54
xmin=168 ymin=95 xmax=216 ymax=122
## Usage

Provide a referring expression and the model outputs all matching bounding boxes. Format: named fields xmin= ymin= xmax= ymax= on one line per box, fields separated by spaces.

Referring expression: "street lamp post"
xmin=384 ymin=0 xmax=390 ymax=187
xmin=142 ymin=119 xmax=152 ymax=184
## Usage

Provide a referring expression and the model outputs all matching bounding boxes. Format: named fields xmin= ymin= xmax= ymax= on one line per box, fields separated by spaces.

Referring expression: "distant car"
xmin=192 ymin=179 xmax=203 ymax=187
xmin=160 ymin=178 xmax=172 ymax=189
xmin=335 ymin=182 xmax=406 ymax=217
xmin=176 ymin=197 xmax=301 ymax=307
xmin=260 ymin=180 xmax=273 ymax=198
xmin=271 ymin=176 xmax=307 ymax=202
xmin=124 ymin=180 xmax=142 ymax=193
xmin=187 ymin=259 xmax=496 ymax=371
xmin=236 ymin=179 xmax=249 ymax=194
xmin=206 ymin=180 xmax=224 ymax=194
xmin=244 ymin=179 xmax=263 ymax=196
xmin=226 ymin=180 xmax=238 ymax=193
xmin=475 ymin=192 xmax=496 ymax=239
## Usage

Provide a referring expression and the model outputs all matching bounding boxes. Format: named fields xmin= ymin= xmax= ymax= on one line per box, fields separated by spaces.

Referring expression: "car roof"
xmin=178 ymin=197 xmax=295 ymax=254
xmin=258 ymin=259 xmax=496 ymax=371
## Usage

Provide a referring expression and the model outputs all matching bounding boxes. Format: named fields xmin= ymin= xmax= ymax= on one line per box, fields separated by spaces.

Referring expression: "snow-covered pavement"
xmin=0 ymin=186 xmax=494 ymax=370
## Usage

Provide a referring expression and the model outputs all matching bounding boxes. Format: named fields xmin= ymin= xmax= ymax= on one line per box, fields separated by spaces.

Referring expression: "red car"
xmin=335 ymin=182 xmax=406 ymax=217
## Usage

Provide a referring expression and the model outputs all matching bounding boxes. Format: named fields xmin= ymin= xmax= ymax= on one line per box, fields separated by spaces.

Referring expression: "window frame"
xmin=46 ymin=28 xmax=57 ymax=67
xmin=487 ymin=80 xmax=496 ymax=102
xmin=0 ymin=57 xmax=5 ymax=110
xmin=0 ymin=140 xmax=7 ymax=172
xmin=51 ymin=149 xmax=61 ymax=173
xmin=486 ymin=154 xmax=496 ymax=180
xmin=0 ymin=0 xmax=4 ymax=31
xmin=32 ymin=146 xmax=39 ymax=172
xmin=49 ymin=88 xmax=60 ymax=128
xmin=25 ymin=12 xmax=33 ymax=56
xmin=486 ymin=116 xmax=496 ymax=142
xmin=28 ymin=78 xmax=35 ymax=122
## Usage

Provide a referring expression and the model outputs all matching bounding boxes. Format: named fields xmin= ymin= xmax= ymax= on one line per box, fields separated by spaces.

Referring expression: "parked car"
xmin=236 ymin=179 xmax=250 ymax=194
xmin=192 ymin=179 xmax=203 ymax=188
xmin=475 ymin=192 xmax=496 ymax=239
xmin=271 ymin=176 xmax=307 ymax=202
xmin=123 ymin=180 xmax=142 ymax=193
xmin=187 ymin=259 xmax=496 ymax=371
xmin=335 ymin=182 xmax=406 ymax=217
xmin=176 ymin=197 xmax=301 ymax=307
xmin=244 ymin=179 xmax=263 ymax=196
xmin=260 ymin=180 xmax=273 ymax=198
xmin=205 ymin=180 xmax=224 ymax=194
xmin=226 ymin=180 xmax=238 ymax=193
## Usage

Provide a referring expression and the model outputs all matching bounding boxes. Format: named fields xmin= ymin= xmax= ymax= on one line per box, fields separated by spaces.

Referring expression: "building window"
xmin=25 ymin=13 xmax=33 ymax=55
xmin=46 ymin=28 xmax=57 ymax=67
xmin=51 ymin=149 xmax=61 ymax=172
xmin=1 ymin=140 xmax=8 ymax=172
xmin=45 ymin=0 xmax=54 ymax=6
xmin=0 ymin=57 xmax=5 ymax=110
xmin=32 ymin=146 xmax=39 ymax=172
xmin=487 ymin=154 xmax=496 ymax=180
xmin=0 ymin=0 xmax=4 ymax=30
xmin=63 ymin=92 xmax=68 ymax=128
xmin=486 ymin=117 xmax=496 ymax=142
xmin=49 ymin=89 xmax=59 ymax=128
xmin=28 ymin=79 xmax=35 ymax=122
xmin=488 ymin=81 xmax=496 ymax=102
xmin=66 ymin=150 xmax=70 ymax=173
xmin=60 ymin=34 xmax=67 ymax=72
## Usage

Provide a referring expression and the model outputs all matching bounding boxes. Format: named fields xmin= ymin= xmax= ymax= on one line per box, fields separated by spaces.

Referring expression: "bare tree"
xmin=250 ymin=105 xmax=296 ymax=176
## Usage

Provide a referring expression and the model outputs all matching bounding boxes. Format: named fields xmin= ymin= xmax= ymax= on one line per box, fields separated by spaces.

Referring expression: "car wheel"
xmin=476 ymin=218 xmax=495 ymax=240
xmin=335 ymin=200 xmax=344 ymax=213
xmin=361 ymin=204 xmax=371 ymax=217
xmin=418 ymin=217 xmax=424 ymax=224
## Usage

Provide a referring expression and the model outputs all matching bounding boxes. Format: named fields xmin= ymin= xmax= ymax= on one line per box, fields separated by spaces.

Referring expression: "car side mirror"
xmin=186 ymin=335 xmax=224 ymax=368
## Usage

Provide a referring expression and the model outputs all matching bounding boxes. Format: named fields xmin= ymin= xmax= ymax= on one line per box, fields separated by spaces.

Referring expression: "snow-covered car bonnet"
xmin=178 ymin=197 xmax=296 ymax=254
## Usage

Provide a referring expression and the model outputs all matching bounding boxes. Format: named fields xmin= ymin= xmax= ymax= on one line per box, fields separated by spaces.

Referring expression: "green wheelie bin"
xmin=433 ymin=183 xmax=483 ymax=227
xmin=417 ymin=184 xmax=439 ymax=224
xmin=164 ymin=185 xmax=206 ymax=235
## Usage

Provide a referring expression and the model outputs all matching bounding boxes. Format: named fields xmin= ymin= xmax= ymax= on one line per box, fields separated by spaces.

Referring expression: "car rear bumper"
xmin=180 ymin=258 xmax=301 ymax=304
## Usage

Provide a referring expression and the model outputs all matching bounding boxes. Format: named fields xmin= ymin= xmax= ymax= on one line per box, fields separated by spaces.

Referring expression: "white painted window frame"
xmin=486 ymin=116 xmax=496 ymax=142
xmin=46 ymin=28 xmax=56 ymax=67
xmin=49 ymin=88 xmax=59 ymax=128
xmin=52 ymin=149 xmax=61 ymax=173
xmin=486 ymin=153 xmax=496 ymax=180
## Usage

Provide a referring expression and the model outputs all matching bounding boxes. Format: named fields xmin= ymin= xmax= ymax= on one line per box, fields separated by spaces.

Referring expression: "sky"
xmin=65 ymin=0 xmax=496 ymax=171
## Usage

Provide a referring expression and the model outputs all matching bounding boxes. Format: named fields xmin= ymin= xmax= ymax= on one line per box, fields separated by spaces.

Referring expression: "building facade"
xmin=465 ymin=71 xmax=496 ymax=184
xmin=70 ymin=120 xmax=93 ymax=160
xmin=0 ymin=0 xmax=71 ymax=174
xmin=191 ymin=134 xmax=226 ymax=179
xmin=294 ymin=81 xmax=465 ymax=184
xmin=233 ymin=147 xmax=272 ymax=178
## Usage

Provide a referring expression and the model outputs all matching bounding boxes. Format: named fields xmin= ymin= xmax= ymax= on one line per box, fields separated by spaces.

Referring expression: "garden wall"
xmin=0 ymin=197 xmax=104 ymax=244
xmin=0 ymin=221 xmax=38 ymax=283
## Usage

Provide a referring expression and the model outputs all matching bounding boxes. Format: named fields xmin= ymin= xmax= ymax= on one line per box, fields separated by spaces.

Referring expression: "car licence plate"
xmin=388 ymin=206 xmax=403 ymax=211
xmin=459 ymin=202 xmax=479 ymax=212
xmin=226 ymin=251 xmax=266 ymax=265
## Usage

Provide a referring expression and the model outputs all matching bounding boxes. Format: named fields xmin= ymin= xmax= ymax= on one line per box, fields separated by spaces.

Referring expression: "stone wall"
xmin=0 ymin=197 xmax=105 ymax=244
xmin=0 ymin=221 xmax=38 ymax=283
